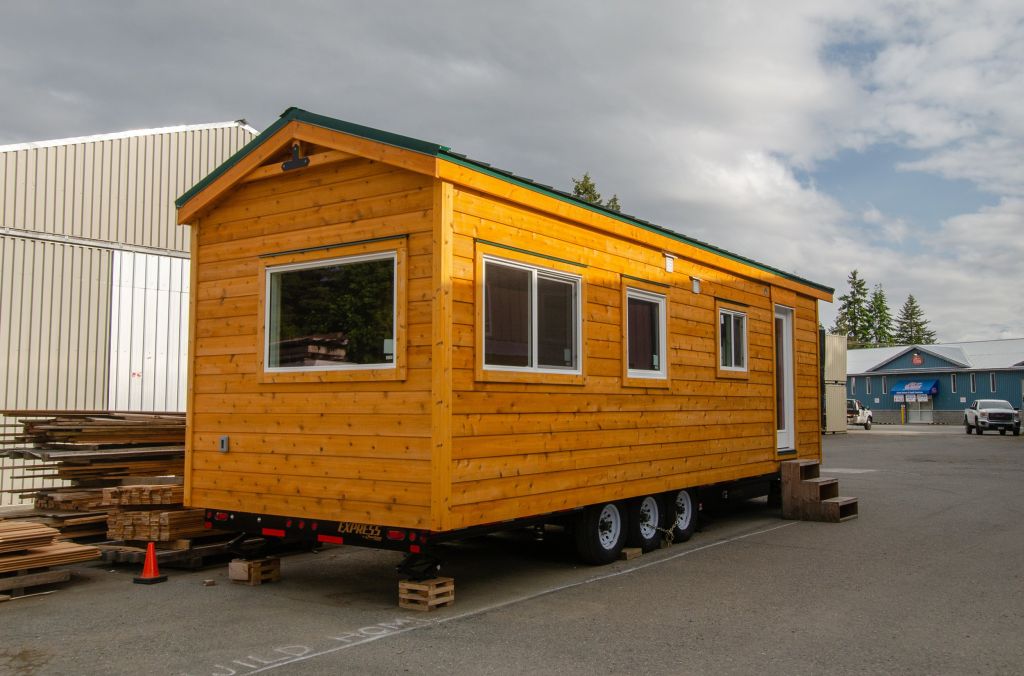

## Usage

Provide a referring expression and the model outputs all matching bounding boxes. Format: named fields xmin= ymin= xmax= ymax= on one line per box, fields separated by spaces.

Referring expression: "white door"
xmin=774 ymin=306 xmax=795 ymax=450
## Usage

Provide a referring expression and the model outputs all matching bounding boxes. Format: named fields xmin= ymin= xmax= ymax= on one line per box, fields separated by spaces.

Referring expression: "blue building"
xmin=846 ymin=339 xmax=1024 ymax=424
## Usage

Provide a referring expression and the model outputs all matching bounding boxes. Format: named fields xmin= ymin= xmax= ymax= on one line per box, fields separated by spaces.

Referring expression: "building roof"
xmin=847 ymin=338 xmax=1024 ymax=374
xmin=0 ymin=120 xmax=259 ymax=154
xmin=176 ymin=107 xmax=833 ymax=296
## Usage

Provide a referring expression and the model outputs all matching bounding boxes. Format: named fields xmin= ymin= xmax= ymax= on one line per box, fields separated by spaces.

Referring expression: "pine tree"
xmin=894 ymin=294 xmax=937 ymax=344
xmin=866 ymin=284 xmax=894 ymax=346
xmin=830 ymin=270 xmax=871 ymax=347
xmin=572 ymin=172 xmax=621 ymax=211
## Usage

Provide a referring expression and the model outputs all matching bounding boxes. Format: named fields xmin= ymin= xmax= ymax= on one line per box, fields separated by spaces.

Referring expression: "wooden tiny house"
xmin=176 ymin=108 xmax=834 ymax=564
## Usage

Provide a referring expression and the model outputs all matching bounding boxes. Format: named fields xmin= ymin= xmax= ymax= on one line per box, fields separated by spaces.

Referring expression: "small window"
xmin=950 ymin=374 xmax=957 ymax=394
xmin=719 ymin=308 xmax=747 ymax=371
xmin=850 ymin=376 xmax=856 ymax=394
xmin=265 ymin=252 xmax=396 ymax=371
xmin=483 ymin=257 xmax=580 ymax=373
xmin=866 ymin=378 xmax=872 ymax=395
xmin=882 ymin=376 xmax=887 ymax=394
xmin=990 ymin=372 xmax=997 ymax=393
xmin=970 ymin=373 xmax=977 ymax=393
xmin=626 ymin=288 xmax=667 ymax=379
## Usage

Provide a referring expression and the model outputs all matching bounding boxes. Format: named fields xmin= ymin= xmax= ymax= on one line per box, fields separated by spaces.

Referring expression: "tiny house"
xmin=176 ymin=108 xmax=834 ymax=567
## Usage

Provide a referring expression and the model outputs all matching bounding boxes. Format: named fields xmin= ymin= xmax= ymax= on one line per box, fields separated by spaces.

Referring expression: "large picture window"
xmin=265 ymin=252 xmax=396 ymax=371
xmin=626 ymin=288 xmax=667 ymax=379
xmin=484 ymin=257 xmax=580 ymax=373
xmin=719 ymin=308 xmax=747 ymax=372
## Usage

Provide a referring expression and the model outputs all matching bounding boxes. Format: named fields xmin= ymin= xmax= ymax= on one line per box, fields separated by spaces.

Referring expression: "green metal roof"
xmin=177 ymin=107 xmax=833 ymax=295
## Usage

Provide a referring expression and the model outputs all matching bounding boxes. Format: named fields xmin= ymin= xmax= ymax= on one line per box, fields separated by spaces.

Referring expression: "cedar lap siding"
xmin=176 ymin=108 xmax=833 ymax=533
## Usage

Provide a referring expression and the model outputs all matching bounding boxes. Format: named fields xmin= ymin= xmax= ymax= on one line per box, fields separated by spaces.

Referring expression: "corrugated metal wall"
xmin=1 ymin=123 xmax=254 ymax=252
xmin=108 ymin=251 xmax=190 ymax=411
xmin=0 ymin=122 xmax=255 ymax=506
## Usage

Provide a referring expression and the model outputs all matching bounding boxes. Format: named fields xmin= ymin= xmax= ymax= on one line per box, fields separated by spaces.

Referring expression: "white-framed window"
xmin=866 ymin=378 xmax=872 ymax=395
xmin=882 ymin=376 xmax=888 ymax=394
xmin=970 ymin=372 xmax=977 ymax=393
xmin=850 ymin=376 xmax=856 ymax=394
xmin=483 ymin=256 xmax=581 ymax=373
xmin=950 ymin=374 xmax=957 ymax=394
xmin=264 ymin=251 xmax=396 ymax=372
xmin=719 ymin=308 xmax=747 ymax=371
xmin=626 ymin=288 xmax=667 ymax=379
xmin=990 ymin=372 xmax=997 ymax=393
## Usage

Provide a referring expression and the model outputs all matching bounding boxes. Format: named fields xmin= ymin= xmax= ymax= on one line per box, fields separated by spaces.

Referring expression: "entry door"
xmin=774 ymin=306 xmax=795 ymax=450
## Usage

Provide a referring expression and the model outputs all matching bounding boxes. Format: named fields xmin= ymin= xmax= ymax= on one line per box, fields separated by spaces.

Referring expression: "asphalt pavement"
xmin=3 ymin=427 xmax=1023 ymax=675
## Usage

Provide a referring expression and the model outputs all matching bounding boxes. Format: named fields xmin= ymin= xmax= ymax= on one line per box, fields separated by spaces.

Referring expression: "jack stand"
xmin=396 ymin=551 xmax=442 ymax=581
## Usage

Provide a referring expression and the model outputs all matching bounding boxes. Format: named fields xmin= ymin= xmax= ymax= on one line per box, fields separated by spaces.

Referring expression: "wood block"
xmin=229 ymin=557 xmax=281 ymax=585
xmin=0 ymin=568 xmax=71 ymax=593
xmin=398 ymin=577 xmax=454 ymax=611
xmin=619 ymin=547 xmax=643 ymax=560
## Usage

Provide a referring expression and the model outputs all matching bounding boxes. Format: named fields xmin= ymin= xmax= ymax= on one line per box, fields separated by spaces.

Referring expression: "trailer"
xmin=175 ymin=108 xmax=834 ymax=575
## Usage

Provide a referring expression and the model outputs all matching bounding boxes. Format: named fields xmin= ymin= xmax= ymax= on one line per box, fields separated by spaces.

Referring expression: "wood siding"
xmin=448 ymin=185 xmax=822 ymax=529
xmin=186 ymin=158 xmax=435 ymax=528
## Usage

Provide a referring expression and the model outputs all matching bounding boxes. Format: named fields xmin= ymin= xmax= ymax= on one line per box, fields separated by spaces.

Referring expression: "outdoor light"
xmin=691 ymin=277 xmax=701 ymax=294
xmin=664 ymin=253 xmax=676 ymax=272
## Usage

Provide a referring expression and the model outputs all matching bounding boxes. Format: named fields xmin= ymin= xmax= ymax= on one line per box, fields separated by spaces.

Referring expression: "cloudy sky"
xmin=1 ymin=1 xmax=1022 ymax=342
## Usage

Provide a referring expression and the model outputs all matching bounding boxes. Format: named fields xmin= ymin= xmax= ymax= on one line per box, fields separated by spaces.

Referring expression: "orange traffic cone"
xmin=133 ymin=541 xmax=168 ymax=584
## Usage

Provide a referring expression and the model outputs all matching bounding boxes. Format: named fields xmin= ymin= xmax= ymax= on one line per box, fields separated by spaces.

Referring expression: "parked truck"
xmin=176 ymin=108 xmax=834 ymax=575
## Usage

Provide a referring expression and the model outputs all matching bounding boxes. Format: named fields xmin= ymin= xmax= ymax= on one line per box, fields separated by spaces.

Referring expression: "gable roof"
xmin=847 ymin=338 xmax=1024 ymax=374
xmin=176 ymin=107 xmax=833 ymax=297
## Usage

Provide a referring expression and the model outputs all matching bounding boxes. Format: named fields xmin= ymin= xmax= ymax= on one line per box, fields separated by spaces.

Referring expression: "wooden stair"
xmin=781 ymin=460 xmax=858 ymax=522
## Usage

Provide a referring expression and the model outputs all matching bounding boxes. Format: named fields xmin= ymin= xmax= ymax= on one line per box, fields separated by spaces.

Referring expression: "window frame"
xmin=970 ymin=372 xmax=977 ymax=393
xmin=716 ymin=303 xmax=749 ymax=378
xmin=866 ymin=377 xmax=872 ymax=395
xmin=257 ymin=239 xmax=407 ymax=384
xmin=950 ymin=374 xmax=957 ymax=394
xmin=479 ymin=254 xmax=583 ymax=379
xmin=990 ymin=372 xmax=997 ymax=393
xmin=623 ymin=285 xmax=669 ymax=385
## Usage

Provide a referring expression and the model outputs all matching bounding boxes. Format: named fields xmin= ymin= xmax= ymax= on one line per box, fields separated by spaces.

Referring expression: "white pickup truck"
xmin=964 ymin=399 xmax=1021 ymax=435
xmin=847 ymin=398 xmax=873 ymax=430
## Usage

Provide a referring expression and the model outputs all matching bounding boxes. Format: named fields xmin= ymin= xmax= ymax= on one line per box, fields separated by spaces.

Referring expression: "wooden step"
xmin=799 ymin=477 xmax=839 ymax=502
xmin=781 ymin=459 xmax=819 ymax=485
xmin=821 ymin=497 xmax=859 ymax=523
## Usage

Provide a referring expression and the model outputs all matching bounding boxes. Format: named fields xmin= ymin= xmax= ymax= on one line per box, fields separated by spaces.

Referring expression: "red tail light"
xmin=386 ymin=529 xmax=406 ymax=541
xmin=317 ymin=534 xmax=344 ymax=545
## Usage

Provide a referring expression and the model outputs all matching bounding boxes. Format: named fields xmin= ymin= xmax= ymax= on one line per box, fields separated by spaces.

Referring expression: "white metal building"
xmin=0 ymin=120 xmax=258 ymax=505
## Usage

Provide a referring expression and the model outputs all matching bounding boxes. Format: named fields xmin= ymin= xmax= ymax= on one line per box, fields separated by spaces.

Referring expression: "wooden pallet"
xmin=398 ymin=577 xmax=454 ymax=611
xmin=229 ymin=557 xmax=281 ymax=585
xmin=0 ymin=568 xmax=71 ymax=596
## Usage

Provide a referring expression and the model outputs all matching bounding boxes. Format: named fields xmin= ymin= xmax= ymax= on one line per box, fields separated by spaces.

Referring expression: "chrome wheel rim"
xmin=597 ymin=503 xmax=622 ymax=550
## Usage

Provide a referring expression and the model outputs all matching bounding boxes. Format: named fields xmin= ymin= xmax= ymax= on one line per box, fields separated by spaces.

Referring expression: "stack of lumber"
xmin=106 ymin=508 xmax=207 ymax=541
xmin=104 ymin=484 xmax=207 ymax=541
xmin=102 ymin=484 xmax=184 ymax=506
xmin=0 ymin=521 xmax=100 ymax=575
xmin=1 ymin=411 xmax=185 ymax=529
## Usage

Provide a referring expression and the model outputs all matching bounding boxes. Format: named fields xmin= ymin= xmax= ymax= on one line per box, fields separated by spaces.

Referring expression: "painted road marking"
xmin=181 ymin=521 xmax=799 ymax=676
xmin=822 ymin=468 xmax=877 ymax=474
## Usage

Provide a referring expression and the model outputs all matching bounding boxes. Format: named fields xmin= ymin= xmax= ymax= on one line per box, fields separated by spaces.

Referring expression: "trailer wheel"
xmin=626 ymin=496 xmax=663 ymax=552
xmin=666 ymin=489 xmax=697 ymax=543
xmin=574 ymin=502 xmax=626 ymax=565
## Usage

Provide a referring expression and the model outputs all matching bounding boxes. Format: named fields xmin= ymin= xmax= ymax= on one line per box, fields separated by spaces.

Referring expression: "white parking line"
xmin=821 ymin=468 xmax=877 ymax=474
xmin=229 ymin=521 xmax=800 ymax=674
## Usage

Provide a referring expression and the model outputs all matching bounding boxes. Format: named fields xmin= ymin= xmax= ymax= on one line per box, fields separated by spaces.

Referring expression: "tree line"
xmin=830 ymin=270 xmax=936 ymax=348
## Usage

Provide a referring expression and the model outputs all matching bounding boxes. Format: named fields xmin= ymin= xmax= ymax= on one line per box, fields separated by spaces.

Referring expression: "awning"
xmin=889 ymin=379 xmax=939 ymax=396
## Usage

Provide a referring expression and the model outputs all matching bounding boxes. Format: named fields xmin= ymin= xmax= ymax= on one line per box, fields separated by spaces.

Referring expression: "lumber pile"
xmin=0 ymin=521 xmax=99 ymax=575
xmin=106 ymin=509 xmax=207 ymax=541
xmin=102 ymin=484 xmax=184 ymax=506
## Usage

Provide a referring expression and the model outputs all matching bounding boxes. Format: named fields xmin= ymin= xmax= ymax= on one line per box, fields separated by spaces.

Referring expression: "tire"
xmin=864 ymin=418 xmax=872 ymax=430
xmin=1000 ymin=429 xmax=1007 ymax=435
xmin=574 ymin=502 xmax=626 ymax=565
xmin=965 ymin=418 xmax=972 ymax=434
xmin=664 ymin=488 xmax=698 ymax=544
xmin=976 ymin=425 xmax=983 ymax=435
xmin=1013 ymin=426 xmax=1020 ymax=437
xmin=626 ymin=495 xmax=663 ymax=552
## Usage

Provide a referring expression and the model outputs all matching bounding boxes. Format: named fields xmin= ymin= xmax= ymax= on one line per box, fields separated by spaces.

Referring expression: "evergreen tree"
xmin=830 ymin=270 xmax=871 ymax=347
xmin=866 ymin=284 xmax=894 ymax=346
xmin=572 ymin=172 xmax=621 ymax=211
xmin=894 ymin=294 xmax=937 ymax=345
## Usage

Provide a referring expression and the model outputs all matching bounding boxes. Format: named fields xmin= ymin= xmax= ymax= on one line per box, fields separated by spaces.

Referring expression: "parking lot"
xmin=4 ymin=426 xmax=1023 ymax=675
